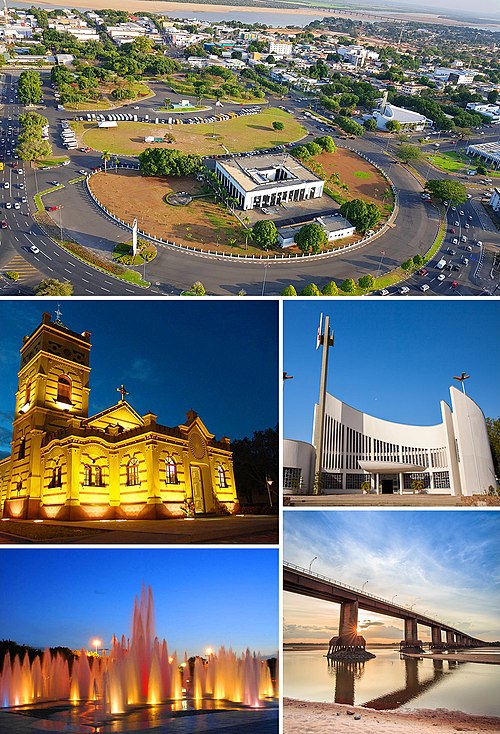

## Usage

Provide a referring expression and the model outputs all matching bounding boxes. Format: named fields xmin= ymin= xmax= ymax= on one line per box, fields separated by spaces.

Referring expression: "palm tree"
xmin=114 ymin=156 xmax=120 ymax=172
xmin=101 ymin=149 xmax=111 ymax=173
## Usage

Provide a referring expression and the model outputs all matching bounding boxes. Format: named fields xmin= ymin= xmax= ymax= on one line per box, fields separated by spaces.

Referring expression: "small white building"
xmin=277 ymin=214 xmax=355 ymax=248
xmin=214 ymin=153 xmax=324 ymax=211
xmin=337 ymin=45 xmax=379 ymax=67
xmin=466 ymin=103 xmax=500 ymax=123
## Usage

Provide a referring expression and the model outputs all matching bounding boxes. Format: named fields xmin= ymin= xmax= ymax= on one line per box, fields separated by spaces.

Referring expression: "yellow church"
xmin=0 ymin=312 xmax=238 ymax=521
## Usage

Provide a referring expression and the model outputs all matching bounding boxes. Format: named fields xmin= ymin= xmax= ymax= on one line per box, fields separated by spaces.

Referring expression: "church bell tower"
xmin=6 ymin=311 xmax=92 ymax=518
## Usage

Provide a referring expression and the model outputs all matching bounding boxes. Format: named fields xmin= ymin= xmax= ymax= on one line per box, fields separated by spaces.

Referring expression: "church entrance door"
xmin=191 ymin=466 xmax=205 ymax=514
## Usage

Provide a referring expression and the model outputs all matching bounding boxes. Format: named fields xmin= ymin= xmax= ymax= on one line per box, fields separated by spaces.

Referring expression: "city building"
xmin=465 ymin=102 xmax=500 ymax=122
xmin=213 ymin=153 xmax=324 ymax=211
xmin=337 ymin=45 xmax=379 ymax=67
xmin=433 ymin=67 xmax=477 ymax=85
xmin=283 ymin=315 xmax=496 ymax=497
xmin=0 ymin=313 xmax=238 ymax=521
xmin=269 ymin=41 xmax=293 ymax=56
xmin=490 ymin=187 xmax=500 ymax=211
xmin=466 ymin=140 xmax=500 ymax=168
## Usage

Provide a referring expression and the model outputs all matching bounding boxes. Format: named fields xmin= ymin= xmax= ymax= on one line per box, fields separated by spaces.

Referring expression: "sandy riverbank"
xmin=29 ymin=0 xmax=500 ymax=29
xmin=403 ymin=652 xmax=500 ymax=664
xmin=284 ymin=698 xmax=500 ymax=733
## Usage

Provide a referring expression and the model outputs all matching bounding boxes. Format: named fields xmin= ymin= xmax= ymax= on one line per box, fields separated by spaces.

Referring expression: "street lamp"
xmin=308 ymin=556 xmax=317 ymax=573
xmin=266 ymin=476 xmax=273 ymax=508
xmin=391 ymin=594 xmax=398 ymax=603
xmin=92 ymin=639 xmax=101 ymax=655
xmin=362 ymin=581 xmax=369 ymax=592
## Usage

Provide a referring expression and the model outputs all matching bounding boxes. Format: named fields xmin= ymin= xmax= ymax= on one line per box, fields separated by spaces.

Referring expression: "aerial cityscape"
xmin=0 ymin=2 xmax=499 ymax=734
xmin=0 ymin=0 xmax=499 ymax=294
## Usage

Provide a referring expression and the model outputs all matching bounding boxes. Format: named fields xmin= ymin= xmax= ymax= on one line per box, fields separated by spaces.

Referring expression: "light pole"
xmin=92 ymin=638 xmax=101 ymax=655
xmin=362 ymin=581 xmax=369 ymax=592
xmin=59 ymin=207 xmax=63 ymax=241
xmin=391 ymin=594 xmax=398 ymax=604
xmin=308 ymin=556 xmax=317 ymax=573
xmin=377 ymin=250 xmax=385 ymax=277
xmin=261 ymin=263 xmax=269 ymax=296
xmin=266 ymin=476 xmax=273 ymax=507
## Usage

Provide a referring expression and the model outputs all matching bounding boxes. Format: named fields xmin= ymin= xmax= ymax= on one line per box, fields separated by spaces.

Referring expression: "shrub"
xmin=300 ymin=283 xmax=321 ymax=296
xmin=281 ymin=285 xmax=298 ymax=295
xmin=322 ymin=281 xmax=338 ymax=296
xmin=5 ymin=271 xmax=19 ymax=281
xmin=340 ymin=278 xmax=356 ymax=293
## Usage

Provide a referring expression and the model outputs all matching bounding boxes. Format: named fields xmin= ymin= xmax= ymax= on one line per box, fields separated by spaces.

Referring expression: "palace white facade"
xmin=284 ymin=387 xmax=496 ymax=496
xmin=214 ymin=153 xmax=324 ymax=211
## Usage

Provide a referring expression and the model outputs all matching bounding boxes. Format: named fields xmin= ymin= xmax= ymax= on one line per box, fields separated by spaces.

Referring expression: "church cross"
xmin=117 ymin=384 xmax=129 ymax=402
xmin=55 ymin=304 xmax=62 ymax=322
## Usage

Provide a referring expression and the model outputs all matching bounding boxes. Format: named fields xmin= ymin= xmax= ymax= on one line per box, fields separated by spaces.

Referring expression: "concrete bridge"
xmin=284 ymin=562 xmax=485 ymax=655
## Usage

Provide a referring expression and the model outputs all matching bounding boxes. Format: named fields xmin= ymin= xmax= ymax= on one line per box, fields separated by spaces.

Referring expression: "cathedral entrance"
xmin=190 ymin=465 xmax=205 ymax=514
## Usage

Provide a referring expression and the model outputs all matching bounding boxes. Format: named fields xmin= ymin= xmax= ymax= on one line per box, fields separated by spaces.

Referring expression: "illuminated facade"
xmin=0 ymin=313 xmax=238 ymax=520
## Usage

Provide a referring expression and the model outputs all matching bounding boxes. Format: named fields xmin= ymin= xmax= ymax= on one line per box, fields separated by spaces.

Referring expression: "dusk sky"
xmin=0 ymin=300 xmax=278 ymax=457
xmin=0 ymin=548 xmax=278 ymax=655
xmin=284 ymin=300 xmax=500 ymax=444
xmin=284 ymin=511 xmax=500 ymax=644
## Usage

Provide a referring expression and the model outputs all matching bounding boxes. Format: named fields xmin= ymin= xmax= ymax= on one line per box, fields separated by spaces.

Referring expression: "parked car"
xmin=418 ymin=268 xmax=428 ymax=276
xmin=398 ymin=286 xmax=410 ymax=294
xmin=420 ymin=284 xmax=430 ymax=292
xmin=0 ymin=220 xmax=7 ymax=229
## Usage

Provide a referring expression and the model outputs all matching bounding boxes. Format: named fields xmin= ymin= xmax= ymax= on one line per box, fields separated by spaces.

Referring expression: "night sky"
xmin=0 ymin=548 xmax=278 ymax=655
xmin=284 ymin=299 xmax=500 ymax=443
xmin=0 ymin=299 xmax=278 ymax=456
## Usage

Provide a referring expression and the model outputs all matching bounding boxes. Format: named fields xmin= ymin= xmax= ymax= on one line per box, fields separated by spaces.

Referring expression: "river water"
xmin=284 ymin=648 xmax=500 ymax=716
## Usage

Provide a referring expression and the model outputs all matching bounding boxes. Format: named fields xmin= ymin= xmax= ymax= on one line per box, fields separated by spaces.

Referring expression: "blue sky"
xmin=284 ymin=300 xmax=500 ymax=443
xmin=284 ymin=510 xmax=500 ymax=644
xmin=0 ymin=300 xmax=278 ymax=456
xmin=0 ymin=548 xmax=278 ymax=655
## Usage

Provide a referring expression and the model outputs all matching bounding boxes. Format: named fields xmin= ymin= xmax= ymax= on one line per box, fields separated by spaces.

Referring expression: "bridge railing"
xmin=283 ymin=561 xmax=457 ymax=632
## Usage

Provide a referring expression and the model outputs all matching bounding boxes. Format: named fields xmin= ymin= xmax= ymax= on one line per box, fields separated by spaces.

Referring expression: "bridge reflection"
xmin=327 ymin=655 xmax=461 ymax=708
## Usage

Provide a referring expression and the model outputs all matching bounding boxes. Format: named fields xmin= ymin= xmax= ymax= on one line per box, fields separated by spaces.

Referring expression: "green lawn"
xmin=64 ymin=98 xmax=111 ymax=111
xmin=426 ymin=151 xmax=469 ymax=174
xmin=72 ymin=108 xmax=306 ymax=156
xmin=34 ymin=156 xmax=69 ymax=168
xmin=354 ymin=171 xmax=372 ymax=179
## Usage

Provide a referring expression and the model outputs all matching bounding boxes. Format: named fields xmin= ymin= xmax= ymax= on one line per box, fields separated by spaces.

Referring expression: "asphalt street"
xmin=1 ymin=70 xmax=499 ymax=296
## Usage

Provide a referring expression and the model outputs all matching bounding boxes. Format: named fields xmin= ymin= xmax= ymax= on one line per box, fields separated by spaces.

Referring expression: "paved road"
xmin=2 ymin=70 xmax=498 ymax=295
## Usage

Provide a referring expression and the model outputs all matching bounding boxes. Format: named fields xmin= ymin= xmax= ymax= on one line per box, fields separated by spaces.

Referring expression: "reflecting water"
xmin=284 ymin=648 xmax=500 ymax=716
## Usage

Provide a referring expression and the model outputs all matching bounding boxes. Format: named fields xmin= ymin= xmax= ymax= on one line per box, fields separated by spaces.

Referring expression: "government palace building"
xmin=0 ymin=313 xmax=238 ymax=521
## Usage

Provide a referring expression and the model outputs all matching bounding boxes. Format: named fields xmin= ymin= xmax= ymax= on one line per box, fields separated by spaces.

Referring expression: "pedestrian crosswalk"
xmin=1 ymin=254 xmax=40 ymax=282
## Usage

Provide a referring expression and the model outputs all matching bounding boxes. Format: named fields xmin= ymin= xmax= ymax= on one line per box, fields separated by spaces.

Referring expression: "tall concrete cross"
xmin=313 ymin=313 xmax=334 ymax=494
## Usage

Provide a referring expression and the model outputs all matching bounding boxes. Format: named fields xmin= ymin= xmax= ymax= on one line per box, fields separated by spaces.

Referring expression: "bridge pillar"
xmin=400 ymin=617 xmax=424 ymax=652
xmin=327 ymin=600 xmax=375 ymax=661
xmin=431 ymin=626 xmax=444 ymax=650
xmin=446 ymin=630 xmax=455 ymax=647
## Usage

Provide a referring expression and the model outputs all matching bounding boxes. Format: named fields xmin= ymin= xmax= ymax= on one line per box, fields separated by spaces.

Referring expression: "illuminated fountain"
xmin=0 ymin=585 xmax=276 ymax=730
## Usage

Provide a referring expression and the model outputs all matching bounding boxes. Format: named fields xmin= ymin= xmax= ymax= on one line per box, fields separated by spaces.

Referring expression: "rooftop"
xmin=216 ymin=153 xmax=323 ymax=193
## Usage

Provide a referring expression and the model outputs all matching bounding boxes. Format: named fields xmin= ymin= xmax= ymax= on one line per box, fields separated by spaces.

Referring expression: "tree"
xmin=397 ymin=144 xmax=422 ymax=163
xmin=476 ymin=164 xmax=488 ymax=175
xmin=251 ymin=220 xmax=278 ymax=250
xmin=191 ymin=281 xmax=206 ymax=296
xmin=340 ymin=278 xmax=356 ymax=293
xmin=18 ymin=70 xmax=43 ymax=105
xmin=16 ymin=137 xmax=51 ymax=161
xmin=413 ymin=254 xmax=424 ymax=267
xmin=425 ymin=179 xmax=467 ymax=205
xmin=231 ymin=426 xmax=278 ymax=505
xmin=363 ymin=118 xmax=377 ymax=131
xmin=272 ymin=120 xmax=284 ymax=131
xmin=281 ymin=285 xmax=298 ymax=295
xmin=486 ymin=417 xmax=500 ymax=478
xmin=358 ymin=274 xmax=375 ymax=290
xmin=340 ymin=199 xmax=381 ymax=234
xmin=487 ymin=90 xmax=498 ymax=104
xmin=34 ymin=279 xmax=73 ymax=296
xmin=336 ymin=116 xmax=364 ymax=136
xmin=322 ymin=281 xmax=338 ymax=296
xmin=101 ymin=149 xmax=111 ymax=173
xmin=385 ymin=120 xmax=401 ymax=132
xmin=294 ymin=222 xmax=327 ymax=254
xmin=291 ymin=145 xmax=311 ymax=162
xmin=305 ymin=141 xmax=322 ymax=157
xmin=132 ymin=36 xmax=154 ymax=54
xmin=300 ymin=283 xmax=321 ymax=295
xmin=138 ymin=148 xmax=202 ymax=177
xmin=315 ymin=135 xmax=335 ymax=152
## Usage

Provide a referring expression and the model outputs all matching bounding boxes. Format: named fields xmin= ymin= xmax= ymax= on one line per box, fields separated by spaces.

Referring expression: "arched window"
xmin=19 ymin=437 xmax=26 ymax=460
xmin=94 ymin=465 xmax=103 ymax=487
xmin=218 ymin=465 xmax=228 ymax=488
xmin=25 ymin=379 xmax=32 ymax=405
xmin=57 ymin=375 xmax=72 ymax=404
xmin=84 ymin=464 xmax=104 ymax=487
xmin=127 ymin=458 xmax=140 ymax=486
xmin=165 ymin=456 xmax=178 ymax=484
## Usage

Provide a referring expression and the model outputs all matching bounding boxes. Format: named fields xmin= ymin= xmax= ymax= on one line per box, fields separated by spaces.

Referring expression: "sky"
xmin=284 ymin=510 xmax=500 ymax=644
xmin=373 ymin=0 xmax=500 ymax=16
xmin=0 ymin=300 xmax=278 ymax=457
xmin=0 ymin=548 xmax=278 ymax=655
xmin=284 ymin=300 xmax=500 ymax=444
